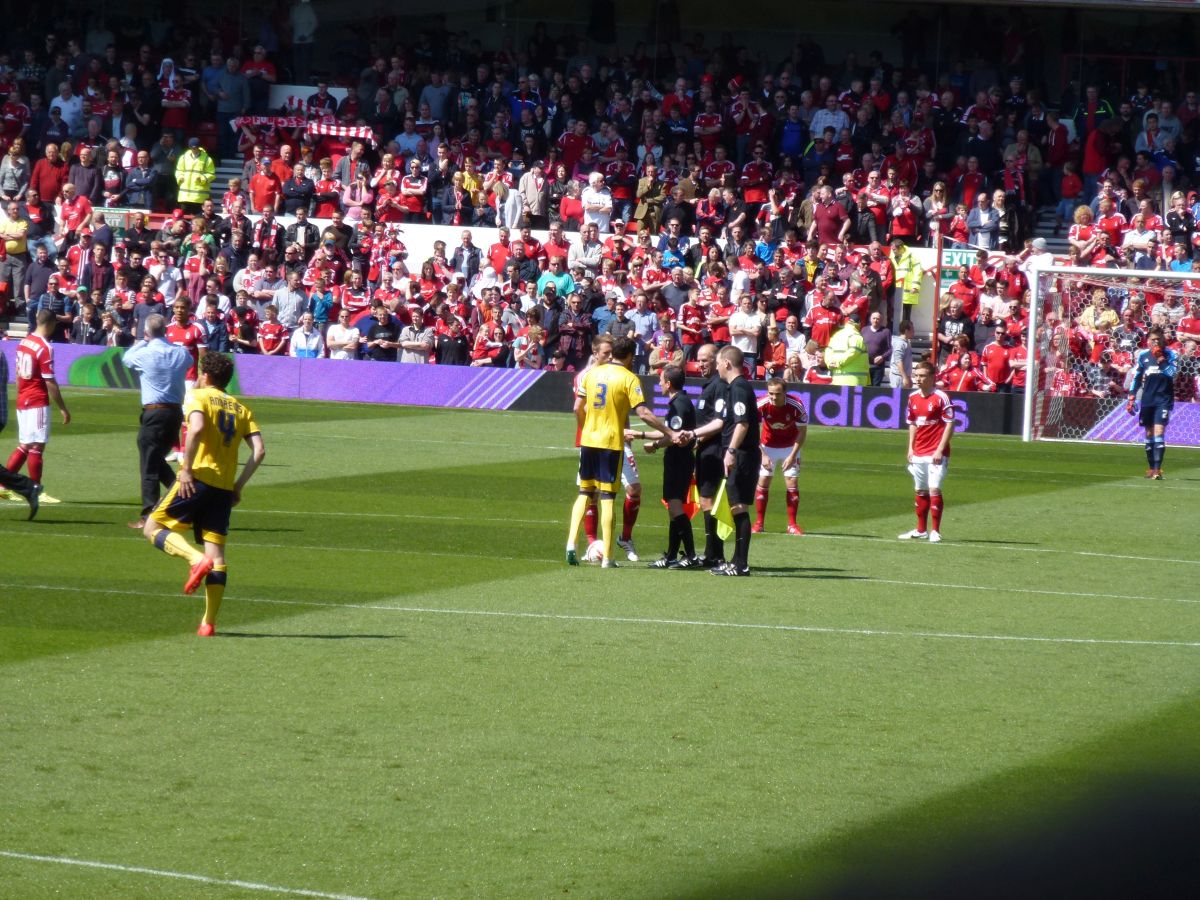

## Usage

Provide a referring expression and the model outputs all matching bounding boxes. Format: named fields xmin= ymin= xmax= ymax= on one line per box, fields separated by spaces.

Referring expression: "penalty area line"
xmin=0 ymin=850 xmax=370 ymax=900
xmin=2 ymin=582 xmax=1199 ymax=649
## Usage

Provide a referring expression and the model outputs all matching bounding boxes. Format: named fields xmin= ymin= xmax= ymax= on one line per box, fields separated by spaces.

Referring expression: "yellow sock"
xmin=153 ymin=529 xmax=204 ymax=565
xmin=599 ymin=497 xmax=615 ymax=561
xmin=203 ymin=565 xmax=227 ymax=626
xmin=567 ymin=493 xmax=590 ymax=550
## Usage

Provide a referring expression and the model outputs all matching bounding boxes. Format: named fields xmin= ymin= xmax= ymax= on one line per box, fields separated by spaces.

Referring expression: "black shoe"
xmin=710 ymin=562 xmax=750 ymax=576
xmin=647 ymin=555 xmax=675 ymax=569
xmin=696 ymin=556 xmax=725 ymax=569
xmin=22 ymin=483 xmax=41 ymax=521
xmin=669 ymin=556 xmax=702 ymax=569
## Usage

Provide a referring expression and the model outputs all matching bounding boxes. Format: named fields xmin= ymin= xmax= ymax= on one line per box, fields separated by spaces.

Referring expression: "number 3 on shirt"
xmin=216 ymin=410 xmax=237 ymax=445
xmin=593 ymin=383 xmax=608 ymax=409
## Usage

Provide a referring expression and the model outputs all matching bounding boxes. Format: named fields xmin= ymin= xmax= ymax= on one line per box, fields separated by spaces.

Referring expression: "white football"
xmin=584 ymin=540 xmax=606 ymax=563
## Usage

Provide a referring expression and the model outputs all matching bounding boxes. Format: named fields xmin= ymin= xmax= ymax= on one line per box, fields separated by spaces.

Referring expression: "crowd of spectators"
xmin=1 ymin=14 xmax=1199 ymax=398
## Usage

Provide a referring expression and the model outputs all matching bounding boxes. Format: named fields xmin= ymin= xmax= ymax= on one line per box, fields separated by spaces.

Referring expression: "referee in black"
xmin=643 ymin=364 xmax=700 ymax=568
xmin=692 ymin=343 xmax=727 ymax=567
xmin=0 ymin=351 xmax=40 ymax=518
xmin=689 ymin=345 xmax=760 ymax=576
xmin=122 ymin=314 xmax=191 ymax=529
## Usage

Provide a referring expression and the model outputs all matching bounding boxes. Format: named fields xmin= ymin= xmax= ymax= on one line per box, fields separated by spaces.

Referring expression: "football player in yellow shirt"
xmin=143 ymin=353 xmax=266 ymax=636
xmin=568 ymin=336 xmax=680 ymax=567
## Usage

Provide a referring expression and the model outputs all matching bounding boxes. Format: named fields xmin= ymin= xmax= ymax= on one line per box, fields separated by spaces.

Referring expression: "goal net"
xmin=1026 ymin=264 xmax=1200 ymax=446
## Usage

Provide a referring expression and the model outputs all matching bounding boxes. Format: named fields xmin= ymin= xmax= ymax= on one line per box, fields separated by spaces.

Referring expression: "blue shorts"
xmin=150 ymin=479 xmax=234 ymax=545
xmin=578 ymin=447 xmax=622 ymax=494
xmin=1139 ymin=404 xmax=1172 ymax=429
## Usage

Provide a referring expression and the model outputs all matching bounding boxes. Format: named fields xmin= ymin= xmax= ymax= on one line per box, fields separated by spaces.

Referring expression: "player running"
xmin=6 ymin=309 xmax=70 ymax=504
xmin=753 ymin=378 xmax=808 ymax=535
xmin=567 ymin=337 xmax=679 ymax=568
xmin=899 ymin=360 xmax=955 ymax=543
xmin=1127 ymin=326 xmax=1176 ymax=479
xmin=143 ymin=353 xmax=265 ymax=636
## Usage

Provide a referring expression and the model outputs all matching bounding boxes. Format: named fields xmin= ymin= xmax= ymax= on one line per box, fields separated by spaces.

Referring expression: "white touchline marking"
xmin=2 ymin=582 xmax=1197 ymax=648
xmin=1 ymin=529 xmax=1198 ymax=604
xmin=0 ymin=850 xmax=370 ymax=900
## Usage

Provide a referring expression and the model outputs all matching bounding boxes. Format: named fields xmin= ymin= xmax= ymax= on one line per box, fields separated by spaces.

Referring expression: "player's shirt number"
xmin=593 ymin=383 xmax=608 ymax=409
xmin=15 ymin=353 xmax=33 ymax=379
xmin=216 ymin=410 xmax=238 ymax=446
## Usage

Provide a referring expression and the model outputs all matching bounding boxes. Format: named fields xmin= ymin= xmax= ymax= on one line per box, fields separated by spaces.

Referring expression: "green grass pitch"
xmin=2 ymin=389 xmax=1198 ymax=898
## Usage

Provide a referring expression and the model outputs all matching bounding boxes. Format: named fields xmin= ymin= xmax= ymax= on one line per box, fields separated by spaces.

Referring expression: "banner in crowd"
xmin=1 ymin=343 xmax=1034 ymax=436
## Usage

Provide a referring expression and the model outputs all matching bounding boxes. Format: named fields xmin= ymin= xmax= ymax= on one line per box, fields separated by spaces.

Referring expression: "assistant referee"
xmin=123 ymin=314 xmax=191 ymax=529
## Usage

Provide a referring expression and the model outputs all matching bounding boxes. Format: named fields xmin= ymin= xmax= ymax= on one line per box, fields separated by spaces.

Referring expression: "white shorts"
xmin=621 ymin=443 xmax=640 ymax=488
xmin=908 ymin=456 xmax=948 ymax=492
xmin=17 ymin=406 xmax=50 ymax=444
xmin=760 ymin=444 xmax=801 ymax=478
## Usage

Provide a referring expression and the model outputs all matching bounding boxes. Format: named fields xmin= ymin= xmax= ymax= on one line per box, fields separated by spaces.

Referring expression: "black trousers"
xmin=138 ymin=405 xmax=183 ymax=516
xmin=0 ymin=463 xmax=34 ymax=495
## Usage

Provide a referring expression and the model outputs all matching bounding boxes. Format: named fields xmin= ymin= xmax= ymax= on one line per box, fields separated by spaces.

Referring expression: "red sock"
xmin=27 ymin=447 xmax=43 ymax=483
xmin=786 ymin=488 xmax=799 ymax=526
xmin=930 ymin=494 xmax=944 ymax=532
xmin=584 ymin=503 xmax=598 ymax=543
xmin=621 ymin=496 xmax=640 ymax=541
xmin=754 ymin=487 xmax=768 ymax=525
xmin=915 ymin=493 xmax=930 ymax=532
xmin=6 ymin=447 xmax=27 ymax=472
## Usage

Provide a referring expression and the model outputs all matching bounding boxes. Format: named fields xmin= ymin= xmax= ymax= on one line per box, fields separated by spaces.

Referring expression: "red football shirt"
xmin=758 ymin=395 xmax=807 ymax=448
xmin=906 ymin=389 xmax=955 ymax=457
xmin=166 ymin=321 xmax=205 ymax=380
xmin=16 ymin=334 xmax=54 ymax=410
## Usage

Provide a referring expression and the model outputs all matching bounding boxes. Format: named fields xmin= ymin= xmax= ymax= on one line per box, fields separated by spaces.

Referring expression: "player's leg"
xmin=617 ymin=444 xmax=640 ymax=561
xmin=900 ymin=460 xmax=930 ymax=539
xmin=0 ymin=463 xmax=39 ymax=519
xmin=5 ymin=443 xmax=27 ymax=473
xmin=144 ymin=483 xmax=210 ymax=594
xmin=584 ymin=496 xmax=598 ymax=543
xmin=599 ymin=449 xmax=623 ymax=566
xmin=753 ymin=458 xmax=773 ymax=533
xmin=568 ymin=448 xmax=598 ymax=564
xmin=783 ymin=469 xmax=802 ymax=535
xmin=927 ymin=460 xmax=947 ymax=541
xmin=1152 ymin=410 xmax=1169 ymax=478
xmin=656 ymin=497 xmax=684 ymax=565
xmin=1138 ymin=407 xmax=1157 ymax=476
xmin=198 ymin=541 xmax=227 ymax=636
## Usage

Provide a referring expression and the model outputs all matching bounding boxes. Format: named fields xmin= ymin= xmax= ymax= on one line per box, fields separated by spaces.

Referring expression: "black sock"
xmin=733 ymin=511 xmax=752 ymax=570
xmin=666 ymin=515 xmax=681 ymax=559
xmin=676 ymin=514 xmax=696 ymax=559
xmin=703 ymin=511 xmax=716 ymax=559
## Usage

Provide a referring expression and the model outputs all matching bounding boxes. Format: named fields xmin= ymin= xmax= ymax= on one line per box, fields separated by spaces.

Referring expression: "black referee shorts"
xmin=725 ymin=450 xmax=759 ymax=507
xmin=661 ymin=454 xmax=695 ymax=503
xmin=695 ymin=447 xmax=724 ymax=498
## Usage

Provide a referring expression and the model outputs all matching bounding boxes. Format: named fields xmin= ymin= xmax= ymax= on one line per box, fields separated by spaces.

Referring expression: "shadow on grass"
xmin=674 ymin=692 xmax=1200 ymax=900
xmin=220 ymin=631 xmax=401 ymax=640
xmin=752 ymin=566 xmax=845 ymax=574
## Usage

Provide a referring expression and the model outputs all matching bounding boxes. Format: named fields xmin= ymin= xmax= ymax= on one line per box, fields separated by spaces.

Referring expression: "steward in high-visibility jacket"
xmin=175 ymin=142 xmax=214 ymax=206
xmin=889 ymin=239 xmax=924 ymax=321
xmin=824 ymin=315 xmax=869 ymax=386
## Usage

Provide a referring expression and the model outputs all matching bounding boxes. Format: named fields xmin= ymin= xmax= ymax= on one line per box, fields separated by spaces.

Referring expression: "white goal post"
xmin=1025 ymin=264 xmax=1200 ymax=446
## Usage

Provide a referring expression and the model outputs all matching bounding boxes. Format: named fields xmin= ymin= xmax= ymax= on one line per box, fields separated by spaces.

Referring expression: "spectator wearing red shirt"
xmin=808 ymin=185 xmax=850 ymax=245
xmin=981 ymin=325 xmax=1014 ymax=392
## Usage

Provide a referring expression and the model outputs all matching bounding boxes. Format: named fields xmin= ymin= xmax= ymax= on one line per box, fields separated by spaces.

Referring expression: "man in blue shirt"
xmin=0 ymin=352 xmax=41 ymax=518
xmin=123 ymin=314 xmax=192 ymax=528
xmin=1127 ymin=326 xmax=1177 ymax=479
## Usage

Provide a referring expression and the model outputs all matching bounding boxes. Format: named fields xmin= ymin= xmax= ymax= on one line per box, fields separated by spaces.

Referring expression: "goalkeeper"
xmin=1126 ymin=327 xmax=1177 ymax=480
